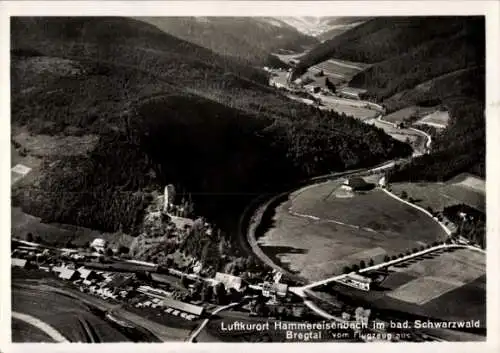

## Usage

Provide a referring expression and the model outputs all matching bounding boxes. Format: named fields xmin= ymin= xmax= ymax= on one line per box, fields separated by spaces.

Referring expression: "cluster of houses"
xmin=266 ymin=65 xmax=368 ymax=102
xmin=13 ymin=242 xmax=292 ymax=323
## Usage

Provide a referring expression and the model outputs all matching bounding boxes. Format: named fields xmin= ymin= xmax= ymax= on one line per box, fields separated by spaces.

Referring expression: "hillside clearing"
xmin=390 ymin=179 xmax=485 ymax=213
xmin=415 ymin=110 xmax=450 ymax=129
xmin=383 ymin=106 xmax=436 ymax=124
xmin=11 ymin=207 xmax=134 ymax=249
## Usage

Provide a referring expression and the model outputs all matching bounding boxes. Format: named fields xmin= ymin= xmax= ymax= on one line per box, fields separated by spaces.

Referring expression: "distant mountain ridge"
xmin=276 ymin=17 xmax=370 ymax=39
xmin=137 ymin=17 xmax=319 ymax=66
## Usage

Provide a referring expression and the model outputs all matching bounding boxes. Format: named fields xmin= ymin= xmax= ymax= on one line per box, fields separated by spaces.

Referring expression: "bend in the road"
xmin=12 ymin=311 xmax=70 ymax=343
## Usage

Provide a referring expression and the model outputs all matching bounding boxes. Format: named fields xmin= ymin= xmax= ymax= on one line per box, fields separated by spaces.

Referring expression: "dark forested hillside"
xmin=138 ymin=17 xmax=318 ymax=66
xmin=297 ymin=17 xmax=482 ymax=66
xmin=11 ymin=17 xmax=411 ymax=236
xmin=295 ymin=16 xmax=485 ymax=181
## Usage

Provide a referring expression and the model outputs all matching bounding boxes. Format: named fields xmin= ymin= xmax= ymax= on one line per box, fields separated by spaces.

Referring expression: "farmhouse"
xmin=305 ymin=84 xmax=321 ymax=94
xmin=269 ymin=76 xmax=289 ymax=89
xmin=261 ymin=281 xmax=288 ymax=298
xmin=162 ymin=297 xmax=204 ymax=317
xmin=91 ymin=238 xmax=107 ymax=253
xmin=342 ymin=176 xmax=369 ymax=191
xmin=59 ymin=268 xmax=80 ymax=281
xmin=12 ymin=258 xmax=28 ymax=268
xmin=77 ymin=266 xmax=102 ymax=282
xmin=337 ymin=87 xmax=366 ymax=100
xmin=344 ymin=273 xmax=372 ymax=291
xmin=214 ymin=272 xmax=243 ymax=291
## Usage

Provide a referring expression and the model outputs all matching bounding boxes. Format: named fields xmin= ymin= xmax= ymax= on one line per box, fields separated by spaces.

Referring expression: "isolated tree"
xmin=359 ymin=260 xmax=366 ymax=269
xmin=343 ymin=266 xmax=351 ymax=274
xmin=391 ymin=255 xmax=397 ymax=261
xmin=325 ymin=77 xmax=336 ymax=93
xmin=368 ymin=259 xmax=375 ymax=267
xmin=200 ymin=242 xmax=210 ymax=267
xmin=181 ymin=275 xmax=190 ymax=288
xmin=352 ymin=264 xmax=360 ymax=272
xmin=26 ymin=232 xmax=34 ymax=242
xmin=384 ymin=255 xmax=390 ymax=262
xmin=119 ymin=245 xmax=130 ymax=254
xmin=201 ymin=284 xmax=213 ymax=303
xmin=401 ymin=191 xmax=408 ymax=199
xmin=106 ymin=248 xmax=113 ymax=257
xmin=214 ymin=282 xmax=227 ymax=305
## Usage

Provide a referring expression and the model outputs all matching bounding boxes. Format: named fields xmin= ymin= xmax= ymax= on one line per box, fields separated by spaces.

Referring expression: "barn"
xmin=342 ymin=176 xmax=369 ymax=191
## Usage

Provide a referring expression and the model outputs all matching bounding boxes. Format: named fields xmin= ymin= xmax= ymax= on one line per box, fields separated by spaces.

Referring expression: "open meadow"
xmin=390 ymin=174 xmax=485 ymax=213
xmin=322 ymin=102 xmax=377 ymax=120
xmin=383 ymin=106 xmax=436 ymax=124
xmin=11 ymin=207 xmax=134 ymax=249
xmin=257 ymin=181 xmax=446 ymax=281
xmin=304 ymin=57 xmax=370 ymax=87
xmin=415 ymin=110 xmax=450 ymax=129
xmin=314 ymin=247 xmax=486 ymax=327
xmin=312 ymin=58 xmax=369 ymax=78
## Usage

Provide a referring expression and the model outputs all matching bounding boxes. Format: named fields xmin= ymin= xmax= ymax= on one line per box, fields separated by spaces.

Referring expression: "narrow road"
xmin=12 ymin=311 xmax=69 ymax=343
xmin=290 ymin=243 xmax=485 ymax=304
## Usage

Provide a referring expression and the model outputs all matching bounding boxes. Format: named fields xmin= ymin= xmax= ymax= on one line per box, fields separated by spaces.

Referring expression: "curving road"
xmin=12 ymin=311 xmax=69 ymax=343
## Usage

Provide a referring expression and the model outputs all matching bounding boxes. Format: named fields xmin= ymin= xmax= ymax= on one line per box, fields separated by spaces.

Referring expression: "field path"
xmin=381 ymin=188 xmax=450 ymax=235
xmin=12 ymin=311 xmax=69 ymax=342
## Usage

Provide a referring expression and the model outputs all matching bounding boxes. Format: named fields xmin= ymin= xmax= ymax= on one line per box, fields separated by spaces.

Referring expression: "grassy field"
xmin=383 ymin=106 xmax=436 ymax=124
xmin=313 ymin=58 xmax=369 ymax=76
xmin=12 ymin=130 xmax=99 ymax=158
xmin=323 ymin=103 xmax=378 ymax=120
xmin=386 ymin=248 xmax=484 ymax=304
xmin=390 ymin=177 xmax=485 ymax=213
xmin=304 ymin=58 xmax=369 ymax=87
xmin=448 ymin=173 xmax=485 ymax=194
xmin=315 ymin=247 xmax=485 ymax=328
xmin=257 ymin=182 xmax=446 ymax=281
xmin=11 ymin=207 xmax=134 ymax=249
xmin=416 ymin=110 xmax=450 ymax=128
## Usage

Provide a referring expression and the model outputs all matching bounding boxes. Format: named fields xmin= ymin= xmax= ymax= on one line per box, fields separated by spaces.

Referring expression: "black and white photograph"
xmin=3 ymin=1 xmax=499 ymax=348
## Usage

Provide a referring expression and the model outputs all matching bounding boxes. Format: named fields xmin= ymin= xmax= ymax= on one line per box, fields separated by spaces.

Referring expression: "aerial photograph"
xmin=10 ymin=15 xmax=486 ymax=343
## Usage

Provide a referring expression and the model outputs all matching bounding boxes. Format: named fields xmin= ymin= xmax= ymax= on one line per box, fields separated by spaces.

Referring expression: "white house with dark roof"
xmin=214 ymin=272 xmax=243 ymax=291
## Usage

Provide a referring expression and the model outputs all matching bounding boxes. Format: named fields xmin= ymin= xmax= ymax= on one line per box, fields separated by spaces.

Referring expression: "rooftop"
xmin=162 ymin=297 xmax=204 ymax=316
xmin=348 ymin=273 xmax=372 ymax=284
xmin=215 ymin=272 xmax=243 ymax=291
xmin=12 ymin=258 xmax=27 ymax=268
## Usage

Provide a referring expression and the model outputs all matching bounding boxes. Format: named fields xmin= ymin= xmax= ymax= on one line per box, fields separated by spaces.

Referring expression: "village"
xmin=11 ymin=183 xmax=310 ymax=330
